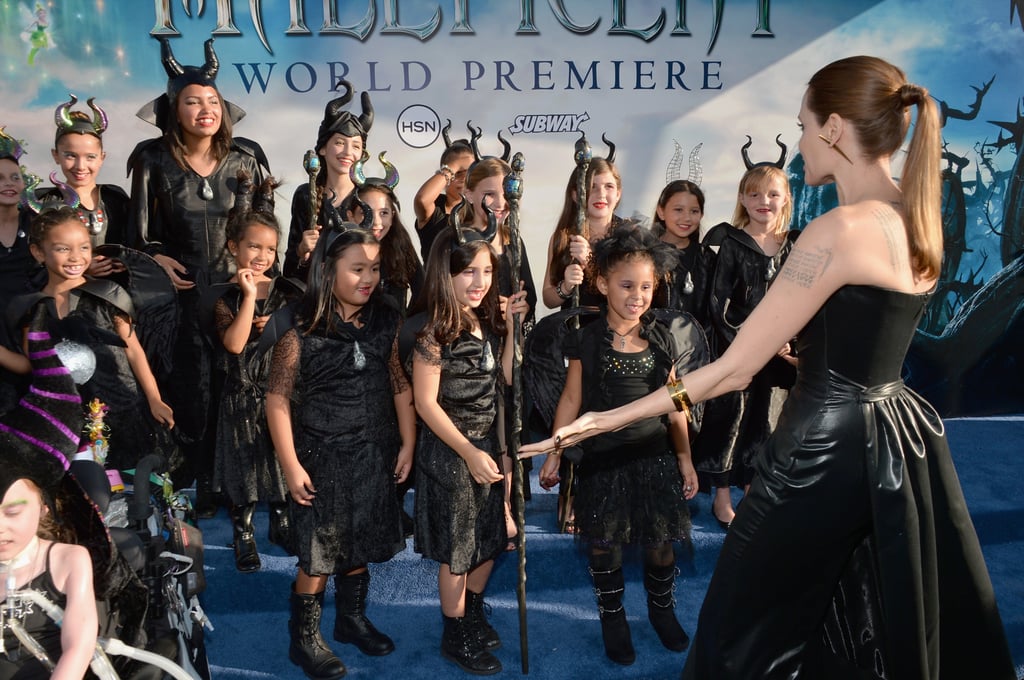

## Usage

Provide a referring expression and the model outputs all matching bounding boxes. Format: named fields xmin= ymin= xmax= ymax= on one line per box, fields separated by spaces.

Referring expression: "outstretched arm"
xmin=521 ymin=217 xmax=849 ymax=457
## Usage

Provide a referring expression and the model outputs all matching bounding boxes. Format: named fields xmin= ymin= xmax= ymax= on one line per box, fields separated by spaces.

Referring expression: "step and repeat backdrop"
xmin=2 ymin=0 xmax=1021 ymax=414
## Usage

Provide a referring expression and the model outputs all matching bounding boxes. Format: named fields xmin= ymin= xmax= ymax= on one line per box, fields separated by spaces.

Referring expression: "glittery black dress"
xmin=11 ymin=282 xmax=176 ymax=472
xmin=693 ymin=227 xmax=797 ymax=487
xmin=412 ymin=330 xmax=506 ymax=574
xmin=569 ymin=314 xmax=695 ymax=546
xmin=681 ymin=286 xmax=1016 ymax=679
xmin=211 ymin=279 xmax=300 ymax=506
xmin=266 ymin=299 xmax=407 ymax=575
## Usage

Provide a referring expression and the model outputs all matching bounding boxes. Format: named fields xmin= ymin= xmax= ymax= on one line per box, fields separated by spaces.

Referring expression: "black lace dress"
xmin=211 ymin=279 xmax=299 ymax=506
xmin=569 ymin=316 xmax=692 ymax=546
xmin=412 ymin=330 xmax=506 ymax=574
xmin=266 ymin=299 xmax=407 ymax=575
xmin=681 ymin=286 xmax=1016 ymax=679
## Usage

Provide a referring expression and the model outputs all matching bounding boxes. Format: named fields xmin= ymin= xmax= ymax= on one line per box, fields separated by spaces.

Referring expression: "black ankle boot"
xmin=268 ymin=502 xmax=294 ymax=554
xmin=230 ymin=504 xmax=261 ymax=573
xmin=644 ymin=564 xmax=690 ymax=652
xmin=332 ymin=572 xmax=394 ymax=656
xmin=289 ymin=587 xmax=347 ymax=680
xmin=590 ymin=565 xmax=635 ymax=665
xmin=195 ymin=473 xmax=218 ymax=519
xmin=465 ymin=590 xmax=500 ymax=651
xmin=441 ymin=614 xmax=502 ymax=675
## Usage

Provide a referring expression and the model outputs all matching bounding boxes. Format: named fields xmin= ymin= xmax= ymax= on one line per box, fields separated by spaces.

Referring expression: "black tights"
xmin=588 ymin=542 xmax=675 ymax=573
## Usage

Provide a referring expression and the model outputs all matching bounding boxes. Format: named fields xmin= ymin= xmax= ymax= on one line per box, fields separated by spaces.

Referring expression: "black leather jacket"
xmin=128 ymin=137 xmax=269 ymax=284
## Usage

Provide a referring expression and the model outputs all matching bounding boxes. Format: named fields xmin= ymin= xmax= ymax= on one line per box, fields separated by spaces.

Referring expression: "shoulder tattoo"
xmin=779 ymin=244 xmax=833 ymax=289
xmin=873 ymin=206 xmax=908 ymax=274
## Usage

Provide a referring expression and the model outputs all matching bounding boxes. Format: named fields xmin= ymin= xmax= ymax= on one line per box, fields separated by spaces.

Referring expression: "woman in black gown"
xmin=521 ymin=55 xmax=1016 ymax=679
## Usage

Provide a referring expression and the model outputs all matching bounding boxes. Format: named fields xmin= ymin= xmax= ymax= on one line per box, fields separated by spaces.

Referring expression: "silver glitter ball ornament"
xmin=55 ymin=340 xmax=97 ymax=384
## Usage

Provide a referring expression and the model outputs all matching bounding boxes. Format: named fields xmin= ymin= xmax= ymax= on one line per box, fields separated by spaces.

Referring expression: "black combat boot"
xmin=441 ymin=614 xmax=501 ymax=675
xmin=465 ymin=589 xmax=501 ymax=651
xmin=288 ymin=587 xmax=347 ymax=679
xmin=230 ymin=503 xmax=260 ymax=573
xmin=332 ymin=572 xmax=395 ymax=656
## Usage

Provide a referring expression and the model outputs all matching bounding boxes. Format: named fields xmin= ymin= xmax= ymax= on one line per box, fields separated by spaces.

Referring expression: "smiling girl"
xmin=696 ymin=163 xmax=798 ymax=529
xmin=284 ymin=81 xmax=373 ymax=280
xmin=651 ymin=180 xmax=714 ymax=328
xmin=538 ymin=224 xmax=699 ymax=666
xmin=266 ymin=219 xmax=415 ymax=679
xmin=129 ymin=38 xmax=271 ymax=503
xmin=44 ymin=96 xmax=129 ymax=276
xmin=209 ymin=180 xmax=301 ymax=573
xmin=410 ymin=223 xmax=528 ymax=676
xmin=543 ymin=157 xmax=624 ymax=310
xmin=10 ymin=207 xmax=174 ymax=473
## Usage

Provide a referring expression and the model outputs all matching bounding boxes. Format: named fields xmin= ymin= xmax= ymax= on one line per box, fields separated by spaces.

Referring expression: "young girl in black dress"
xmin=211 ymin=178 xmax=298 ymax=573
xmin=411 ymin=221 xmax=529 ymax=676
xmin=698 ymin=164 xmax=797 ymax=528
xmin=538 ymin=224 xmax=700 ymax=666
xmin=10 ymin=207 xmax=175 ymax=472
xmin=650 ymin=180 xmax=713 ymax=330
xmin=266 ymin=220 xmax=415 ymax=680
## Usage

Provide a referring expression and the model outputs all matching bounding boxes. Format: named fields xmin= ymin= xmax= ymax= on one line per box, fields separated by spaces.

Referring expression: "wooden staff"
xmin=503 ymin=151 xmax=529 ymax=674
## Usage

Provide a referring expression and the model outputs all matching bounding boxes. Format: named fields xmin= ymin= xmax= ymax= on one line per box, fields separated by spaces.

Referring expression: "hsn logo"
xmin=396 ymin=104 xmax=441 ymax=148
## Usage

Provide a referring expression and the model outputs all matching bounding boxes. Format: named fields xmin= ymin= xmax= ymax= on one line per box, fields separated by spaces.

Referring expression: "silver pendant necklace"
xmin=611 ymin=322 xmax=642 ymax=350
xmin=198 ymin=177 xmax=214 ymax=201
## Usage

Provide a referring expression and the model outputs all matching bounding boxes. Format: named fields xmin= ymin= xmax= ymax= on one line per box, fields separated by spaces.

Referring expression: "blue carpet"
xmin=198 ymin=419 xmax=1024 ymax=679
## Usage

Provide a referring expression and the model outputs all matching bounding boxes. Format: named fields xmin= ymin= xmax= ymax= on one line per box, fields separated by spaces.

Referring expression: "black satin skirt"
xmin=681 ymin=371 xmax=1015 ymax=680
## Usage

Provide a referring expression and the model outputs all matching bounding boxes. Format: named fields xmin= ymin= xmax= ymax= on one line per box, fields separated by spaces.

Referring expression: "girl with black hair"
xmin=266 ymin=220 xmax=415 ymax=680
xmin=538 ymin=224 xmax=700 ymax=666
xmin=210 ymin=177 xmax=299 ymax=573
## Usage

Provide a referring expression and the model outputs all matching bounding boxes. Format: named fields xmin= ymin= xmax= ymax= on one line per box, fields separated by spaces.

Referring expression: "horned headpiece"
xmin=316 ymin=80 xmax=374 ymax=151
xmin=136 ymin=37 xmax=245 ymax=132
xmin=741 ymin=134 xmax=788 ymax=170
xmin=53 ymin=94 xmax=108 ymax=144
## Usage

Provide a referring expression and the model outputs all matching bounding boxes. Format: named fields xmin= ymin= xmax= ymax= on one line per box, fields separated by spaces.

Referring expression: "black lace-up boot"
xmin=332 ymin=572 xmax=395 ymax=656
xmin=288 ymin=587 xmax=347 ymax=679
xmin=441 ymin=613 xmax=502 ymax=675
xmin=465 ymin=589 xmax=501 ymax=651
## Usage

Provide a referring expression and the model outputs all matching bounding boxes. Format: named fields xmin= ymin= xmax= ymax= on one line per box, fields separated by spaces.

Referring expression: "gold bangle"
xmin=666 ymin=378 xmax=693 ymax=419
xmin=548 ymin=448 xmax=562 ymax=457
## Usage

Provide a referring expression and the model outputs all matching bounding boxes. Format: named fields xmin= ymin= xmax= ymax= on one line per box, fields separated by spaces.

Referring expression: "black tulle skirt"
xmin=574 ymin=441 xmax=691 ymax=548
